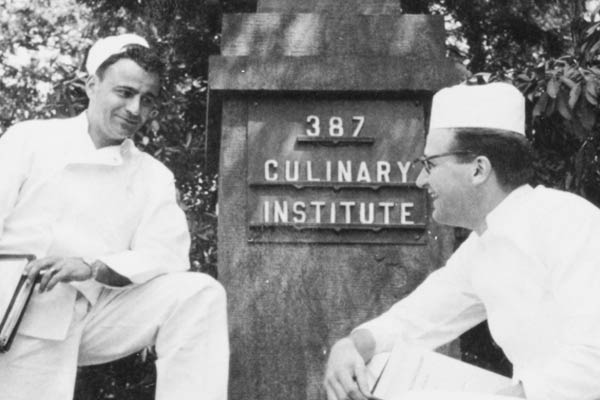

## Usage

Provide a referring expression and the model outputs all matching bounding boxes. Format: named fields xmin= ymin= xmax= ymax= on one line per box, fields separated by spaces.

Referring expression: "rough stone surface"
xmin=211 ymin=13 xmax=466 ymax=92
xmin=209 ymin=55 xmax=466 ymax=92
xmin=257 ymin=0 xmax=401 ymax=14
xmin=220 ymin=14 xmax=445 ymax=57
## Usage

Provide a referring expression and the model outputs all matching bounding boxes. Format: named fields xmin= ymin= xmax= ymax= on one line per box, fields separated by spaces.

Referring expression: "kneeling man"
xmin=325 ymin=82 xmax=600 ymax=400
xmin=0 ymin=34 xmax=228 ymax=400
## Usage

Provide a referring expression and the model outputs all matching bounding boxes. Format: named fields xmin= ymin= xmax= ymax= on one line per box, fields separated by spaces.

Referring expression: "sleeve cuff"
xmin=354 ymin=318 xmax=399 ymax=355
xmin=97 ymin=250 xmax=189 ymax=284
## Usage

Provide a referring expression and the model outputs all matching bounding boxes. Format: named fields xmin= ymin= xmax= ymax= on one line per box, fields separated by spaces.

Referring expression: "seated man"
xmin=0 ymin=34 xmax=228 ymax=400
xmin=324 ymin=82 xmax=600 ymax=400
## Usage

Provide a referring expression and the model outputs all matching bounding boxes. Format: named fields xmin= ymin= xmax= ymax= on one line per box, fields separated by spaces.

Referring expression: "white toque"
xmin=429 ymin=82 xmax=526 ymax=136
xmin=86 ymin=33 xmax=149 ymax=75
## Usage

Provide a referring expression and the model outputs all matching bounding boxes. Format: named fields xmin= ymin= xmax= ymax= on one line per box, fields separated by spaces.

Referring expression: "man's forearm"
xmin=90 ymin=260 xmax=132 ymax=287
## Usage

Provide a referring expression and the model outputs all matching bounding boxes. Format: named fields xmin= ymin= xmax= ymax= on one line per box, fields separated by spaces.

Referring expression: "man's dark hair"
xmin=451 ymin=128 xmax=534 ymax=190
xmin=95 ymin=45 xmax=165 ymax=80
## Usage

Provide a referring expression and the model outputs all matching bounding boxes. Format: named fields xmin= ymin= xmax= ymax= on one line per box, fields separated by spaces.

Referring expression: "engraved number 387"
xmin=305 ymin=115 xmax=365 ymax=137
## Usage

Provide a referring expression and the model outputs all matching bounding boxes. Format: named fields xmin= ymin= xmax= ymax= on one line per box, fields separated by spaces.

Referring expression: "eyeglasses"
xmin=413 ymin=151 xmax=476 ymax=174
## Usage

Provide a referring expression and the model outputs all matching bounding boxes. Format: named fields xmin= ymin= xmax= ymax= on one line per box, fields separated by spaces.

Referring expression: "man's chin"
xmin=431 ymin=212 xmax=444 ymax=225
xmin=112 ymin=127 xmax=136 ymax=140
xmin=115 ymin=121 xmax=140 ymax=136
xmin=431 ymin=209 xmax=452 ymax=226
xmin=432 ymin=213 xmax=466 ymax=229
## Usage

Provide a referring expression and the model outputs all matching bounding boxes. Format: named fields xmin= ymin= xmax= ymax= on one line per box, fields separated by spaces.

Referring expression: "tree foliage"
xmin=511 ymin=10 xmax=600 ymax=205
xmin=0 ymin=0 xmax=91 ymax=128
xmin=418 ymin=0 xmax=600 ymax=205
xmin=436 ymin=0 xmax=584 ymax=71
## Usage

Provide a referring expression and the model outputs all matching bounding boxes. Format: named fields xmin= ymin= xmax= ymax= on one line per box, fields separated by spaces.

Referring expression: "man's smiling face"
xmin=86 ymin=58 xmax=159 ymax=148
xmin=415 ymin=129 xmax=477 ymax=228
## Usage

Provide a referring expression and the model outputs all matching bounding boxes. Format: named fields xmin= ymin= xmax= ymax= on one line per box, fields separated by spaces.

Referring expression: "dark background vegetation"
xmin=2 ymin=0 xmax=600 ymax=397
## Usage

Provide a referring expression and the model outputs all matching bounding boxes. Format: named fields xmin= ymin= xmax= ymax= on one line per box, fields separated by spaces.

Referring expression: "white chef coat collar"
xmin=71 ymin=111 xmax=140 ymax=166
xmin=484 ymin=184 xmax=533 ymax=233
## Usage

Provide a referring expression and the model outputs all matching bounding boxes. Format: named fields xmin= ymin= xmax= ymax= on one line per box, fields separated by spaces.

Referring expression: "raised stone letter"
xmin=265 ymin=160 xmax=278 ymax=181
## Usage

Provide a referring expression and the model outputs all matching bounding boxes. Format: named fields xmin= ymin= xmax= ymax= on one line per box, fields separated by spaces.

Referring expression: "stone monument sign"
xmin=208 ymin=1 xmax=466 ymax=399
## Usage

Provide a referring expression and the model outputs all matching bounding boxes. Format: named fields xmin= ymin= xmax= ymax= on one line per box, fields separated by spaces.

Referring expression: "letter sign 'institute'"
xmin=247 ymin=99 xmax=428 ymax=244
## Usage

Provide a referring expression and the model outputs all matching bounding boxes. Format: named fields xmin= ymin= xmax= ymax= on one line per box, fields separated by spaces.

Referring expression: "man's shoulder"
xmin=4 ymin=115 xmax=79 ymax=141
xmin=133 ymin=151 xmax=175 ymax=183
xmin=530 ymin=185 xmax=600 ymax=215
xmin=485 ymin=185 xmax=600 ymax=251
xmin=8 ymin=115 xmax=78 ymax=130
xmin=522 ymin=186 xmax=600 ymax=243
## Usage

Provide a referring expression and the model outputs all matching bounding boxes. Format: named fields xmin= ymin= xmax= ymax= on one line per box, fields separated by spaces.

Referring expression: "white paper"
xmin=402 ymin=391 xmax=521 ymax=400
xmin=368 ymin=342 xmax=513 ymax=400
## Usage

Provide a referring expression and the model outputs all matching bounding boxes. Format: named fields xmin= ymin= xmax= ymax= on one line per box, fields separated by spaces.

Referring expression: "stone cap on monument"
xmin=209 ymin=0 xmax=467 ymax=92
xmin=257 ymin=0 xmax=401 ymax=14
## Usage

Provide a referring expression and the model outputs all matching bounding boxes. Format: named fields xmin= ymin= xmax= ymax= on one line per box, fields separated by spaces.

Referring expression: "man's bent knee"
xmin=147 ymin=272 xmax=226 ymax=306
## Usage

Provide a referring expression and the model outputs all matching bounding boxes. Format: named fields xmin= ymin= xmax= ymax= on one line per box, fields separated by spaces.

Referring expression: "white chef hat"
xmin=429 ymin=82 xmax=525 ymax=136
xmin=85 ymin=33 xmax=149 ymax=75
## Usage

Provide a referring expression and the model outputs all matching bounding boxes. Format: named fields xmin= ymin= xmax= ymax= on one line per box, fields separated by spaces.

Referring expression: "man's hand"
xmin=25 ymin=257 xmax=92 ymax=292
xmin=324 ymin=337 xmax=373 ymax=400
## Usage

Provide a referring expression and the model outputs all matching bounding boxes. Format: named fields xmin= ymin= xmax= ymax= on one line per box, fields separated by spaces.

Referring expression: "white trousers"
xmin=0 ymin=272 xmax=229 ymax=400
xmin=400 ymin=392 xmax=521 ymax=400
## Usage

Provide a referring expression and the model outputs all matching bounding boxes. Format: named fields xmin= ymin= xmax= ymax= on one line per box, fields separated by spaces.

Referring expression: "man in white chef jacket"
xmin=324 ymin=82 xmax=600 ymax=400
xmin=0 ymin=34 xmax=229 ymax=400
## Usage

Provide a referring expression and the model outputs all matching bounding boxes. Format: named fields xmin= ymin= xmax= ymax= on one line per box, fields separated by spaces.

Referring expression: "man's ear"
xmin=472 ymin=155 xmax=492 ymax=185
xmin=85 ymin=74 xmax=98 ymax=99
